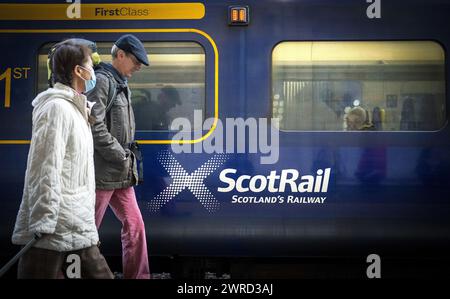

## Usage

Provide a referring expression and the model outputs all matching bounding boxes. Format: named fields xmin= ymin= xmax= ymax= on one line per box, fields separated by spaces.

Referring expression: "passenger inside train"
xmin=345 ymin=106 xmax=375 ymax=131
xmin=134 ymin=86 xmax=181 ymax=131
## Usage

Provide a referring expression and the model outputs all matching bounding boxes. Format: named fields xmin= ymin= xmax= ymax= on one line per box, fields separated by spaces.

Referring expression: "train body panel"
xmin=1 ymin=0 xmax=450 ymax=258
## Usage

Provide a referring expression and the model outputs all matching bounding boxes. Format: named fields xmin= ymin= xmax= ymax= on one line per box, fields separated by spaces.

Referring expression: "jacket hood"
xmin=32 ymin=83 xmax=94 ymax=121
xmin=32 ymin=83 xmax=78 ymax=107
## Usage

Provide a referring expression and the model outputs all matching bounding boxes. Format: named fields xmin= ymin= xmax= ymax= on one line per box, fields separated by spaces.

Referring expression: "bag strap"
xmin=129 ymin=142 xmax=144 ymax=184
xmin=95 ymin=69 xmax=117 ymax=113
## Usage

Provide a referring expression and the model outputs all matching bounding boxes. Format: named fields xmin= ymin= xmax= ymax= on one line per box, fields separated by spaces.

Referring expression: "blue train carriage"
xmin=0 ymin=0 xmax=449 ymax=275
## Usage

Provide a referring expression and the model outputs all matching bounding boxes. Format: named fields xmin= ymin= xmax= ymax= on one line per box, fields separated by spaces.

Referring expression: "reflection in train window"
xmin=38 ymin=41 xmax=205 ymax=131
xmin=272 ymin=41 xmax=446 ymax=131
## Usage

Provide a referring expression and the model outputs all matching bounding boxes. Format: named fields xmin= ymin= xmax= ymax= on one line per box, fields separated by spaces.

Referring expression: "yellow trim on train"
xmin=0 ymin=140 xmax=31 ymax=145
xmin=0 ymin=28 xmax=219 ymax=145
xmin=0 ymin=3 xmax=205 ymax=20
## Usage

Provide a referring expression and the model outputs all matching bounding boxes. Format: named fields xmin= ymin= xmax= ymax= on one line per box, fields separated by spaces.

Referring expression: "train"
xmin=1 ymin=0 xmax=450 ymax=278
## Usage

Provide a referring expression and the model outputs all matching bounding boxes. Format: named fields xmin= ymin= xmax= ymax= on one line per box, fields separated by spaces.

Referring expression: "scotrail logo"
xmin=148 ymin=151 xmax=228 ymax=213
xmin=218 ymin=168 xmax=331 ymax=193
xmin=149 ymin=151 xmax=332 ymax=213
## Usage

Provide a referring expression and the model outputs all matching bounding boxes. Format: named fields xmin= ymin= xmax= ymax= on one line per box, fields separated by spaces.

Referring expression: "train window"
xmin=272 ymin=41 xmax=446 ymax=131
xmin=38 ymin=41 xmax=205 ymax=131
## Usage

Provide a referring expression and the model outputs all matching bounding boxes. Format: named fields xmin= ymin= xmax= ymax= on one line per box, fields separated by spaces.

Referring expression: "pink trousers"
xmin=95 ymin=187 xmax=150 ymax=279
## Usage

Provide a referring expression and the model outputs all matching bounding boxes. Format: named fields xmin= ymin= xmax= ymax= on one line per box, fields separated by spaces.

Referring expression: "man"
xmin=152 ymin=86 xmax=181 ymax=130
xmin=133 ymin=85 xmax=181 ymax=131
xmin=86 ymin=34 xmax=150 ymax=279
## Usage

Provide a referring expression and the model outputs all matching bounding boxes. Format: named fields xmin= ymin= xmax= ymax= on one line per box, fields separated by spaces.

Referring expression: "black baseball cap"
xmin=115 ymin=34 xmax=149 ymax=66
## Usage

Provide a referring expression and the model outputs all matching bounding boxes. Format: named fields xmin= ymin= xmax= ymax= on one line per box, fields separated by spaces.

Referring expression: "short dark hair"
xmin=161 ymin=86 xmax=181 ymax=105
xmin=51 ymin=41 xmax=92 ymax=87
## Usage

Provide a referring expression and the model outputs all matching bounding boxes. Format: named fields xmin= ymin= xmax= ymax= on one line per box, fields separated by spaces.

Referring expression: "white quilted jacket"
xmin=12 ymin=83 xmax=99 ymax=251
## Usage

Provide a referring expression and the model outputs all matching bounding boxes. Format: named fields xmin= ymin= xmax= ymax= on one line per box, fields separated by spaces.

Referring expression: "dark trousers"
xmin=17 ymin=245 xmax=114 ymax=279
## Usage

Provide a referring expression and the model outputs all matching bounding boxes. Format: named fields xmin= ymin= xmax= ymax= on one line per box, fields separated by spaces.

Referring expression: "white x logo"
xmin=149 ymin=151 xmax=228 ymax=213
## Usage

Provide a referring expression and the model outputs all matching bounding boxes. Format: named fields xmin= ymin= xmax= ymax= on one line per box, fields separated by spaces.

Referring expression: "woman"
xmin=12 ymin=41 xmax=113 ymax=279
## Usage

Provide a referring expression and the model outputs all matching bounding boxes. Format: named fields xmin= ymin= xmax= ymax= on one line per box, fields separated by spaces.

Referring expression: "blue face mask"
xmin=79 ymin=66 xmax=96 ymax=93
